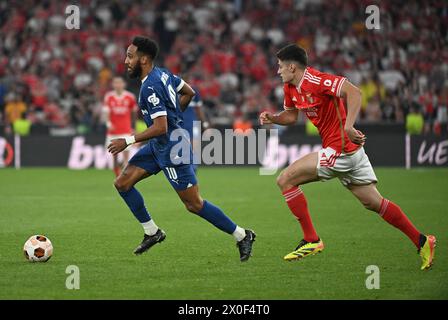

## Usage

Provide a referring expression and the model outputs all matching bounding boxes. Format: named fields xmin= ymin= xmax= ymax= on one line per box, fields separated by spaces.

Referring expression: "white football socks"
xmin=232 ymin=226 xmax=246 ymax=242
xmin=142 ymin=219 xmax=158 ymax=236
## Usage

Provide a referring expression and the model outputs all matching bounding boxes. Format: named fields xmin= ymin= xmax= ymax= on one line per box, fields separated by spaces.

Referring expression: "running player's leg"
xmin=106 ymin=135 xmax=122 ymax=177
xmin=176 ymin=185 xmax=244 ymax=238
xmin=342 ymin=147 xmax=422 ymax=249
xmin=348 ymin=183 xmax=424 ymax=247
xmin=276 ymin=152 xmax=320 ymax=192
xmin=115 ymin=163 xmax=166 ymax=254
xmin=276 ymin=152 xmax=320 ymax=243
xmin=348 ymin=182 xmax=435 ymax=269
xmin=113 ymin=154 xmax=121 ymax=177
xmin=276 ymin=152 xmax=325 ymax=261
xmin=114 ymin=164 xmax=158 ymax=233
xmin=114 ymin=142 xmax=162 ymax=238
xmin=122 ymin=150 xmax=130 ymax=168
xmin=167 ymin=165 xmax=255 ymax=261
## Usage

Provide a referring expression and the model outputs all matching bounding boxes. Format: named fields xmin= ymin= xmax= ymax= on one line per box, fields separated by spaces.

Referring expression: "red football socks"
xmin=283 ymin=187 xmax=319 ymax=243
xmin=379 ymin=198 xmax=421 ymax=248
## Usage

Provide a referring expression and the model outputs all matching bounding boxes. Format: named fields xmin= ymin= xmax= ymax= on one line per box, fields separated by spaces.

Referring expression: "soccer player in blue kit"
xmin=108 ymin=36 xmax=256 ymax=261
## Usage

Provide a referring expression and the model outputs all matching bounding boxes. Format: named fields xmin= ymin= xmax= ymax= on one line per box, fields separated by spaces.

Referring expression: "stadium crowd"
xmin=0 ymin=0 xmax=447 ymax=135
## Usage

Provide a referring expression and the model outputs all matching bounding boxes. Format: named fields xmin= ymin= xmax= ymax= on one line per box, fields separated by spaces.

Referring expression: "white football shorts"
xmin=317 ymin=146 xmax=377 ymax=187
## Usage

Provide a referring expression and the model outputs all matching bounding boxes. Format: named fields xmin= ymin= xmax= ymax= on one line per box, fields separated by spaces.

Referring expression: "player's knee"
xmin=114 ymin=178 xmax=131 ymax=192
xmin=276 ymin=171 xmax=293 ymax=191
xmin=361 ymin=199 xmax=381 ymax=212
xmin=276 ymin=172 xmax=286 ymax=188
xmin=183 ymin=199 xmax=203 ymax=214
xmin=184 ymin=201 xmax=202 ymax=214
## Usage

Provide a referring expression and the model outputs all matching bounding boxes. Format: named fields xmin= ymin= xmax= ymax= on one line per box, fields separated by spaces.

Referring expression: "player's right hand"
xmin=108 ymin=138 xmax=127 ymax=156
xmin=345 ymin=127 xmax=366 ymax=145
xmin=259 ymin=111 xmax=273 ymax=125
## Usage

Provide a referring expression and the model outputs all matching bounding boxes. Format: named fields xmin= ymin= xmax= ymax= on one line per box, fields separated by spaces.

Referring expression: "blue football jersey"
xmin=137 ymin=67 xmax=191 ymax=166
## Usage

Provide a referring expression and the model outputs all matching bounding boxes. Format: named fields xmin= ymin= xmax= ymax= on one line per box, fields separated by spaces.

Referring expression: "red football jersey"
xmin=103 ymin=90 xmax=136 ymax=135
xmin=283 ymin=67 xmax=359 ymax=154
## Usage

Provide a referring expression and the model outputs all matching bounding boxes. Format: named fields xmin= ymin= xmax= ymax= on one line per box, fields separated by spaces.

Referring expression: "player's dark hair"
xmin=276 ymin=44 xmax=308 ymax=68
xmin=132 ymin=36 xmax=159 ymax=60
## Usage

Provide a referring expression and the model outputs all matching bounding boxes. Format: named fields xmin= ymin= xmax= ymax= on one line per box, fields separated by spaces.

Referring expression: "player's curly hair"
xmin=276 ymin=44 xmax=308 ymax=68
xmin=132 ymin=36 xmax=159 ymax=60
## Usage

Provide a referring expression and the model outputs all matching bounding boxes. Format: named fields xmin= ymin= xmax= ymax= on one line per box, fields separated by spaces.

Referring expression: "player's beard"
xmin=128 ymin=62 xmax=142 ymax=79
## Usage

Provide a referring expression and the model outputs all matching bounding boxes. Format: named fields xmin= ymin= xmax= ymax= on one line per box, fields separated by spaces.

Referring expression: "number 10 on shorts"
xmin=166 ymin=167 xmax=178 ymax=180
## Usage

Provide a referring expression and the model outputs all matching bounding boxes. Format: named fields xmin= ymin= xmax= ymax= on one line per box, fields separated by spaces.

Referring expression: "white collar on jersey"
xmin=141 ymin=66 xmax=155 ymax=84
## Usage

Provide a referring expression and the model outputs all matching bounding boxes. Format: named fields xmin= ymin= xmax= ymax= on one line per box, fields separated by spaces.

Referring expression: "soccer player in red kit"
xmin=260 ymin=44 xmax=436 ymax=270
xmin=103 ymin=76 xmax=137 ymax=176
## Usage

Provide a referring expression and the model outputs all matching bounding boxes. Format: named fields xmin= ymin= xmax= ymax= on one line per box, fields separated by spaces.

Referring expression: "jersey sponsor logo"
xmin=331 ymin=78 xmax=339 ymax=93
xmin=305 ymin=109 xmax=318 ymax=118
xmin=141 ymin=109 xmax=149 ymax=115
xmin=111 ymin=106 xmax=128 ymax=114
xmin=148 ymin=93 xmax=160 ymax=106
xmin=304 ymin=93 xmax=315 ymax=104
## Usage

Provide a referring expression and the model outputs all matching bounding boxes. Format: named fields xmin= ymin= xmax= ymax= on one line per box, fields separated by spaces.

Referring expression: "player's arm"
xmin=178 ymin=82 xmax=196 ymax=112
xmin=107 ymin=116 xmax=167 ymax=156
xmin=259 ymin=109 xmax=299 ymax=126
xmin=340 ymin=80 xmax=365 ymax=145
xmin=134 ymin=116 xmax=167 ymax=142
xmin=101 ymin=96 xmax=112 ymax=130
xmin=131 ymin=108 xmax=137 ymax=132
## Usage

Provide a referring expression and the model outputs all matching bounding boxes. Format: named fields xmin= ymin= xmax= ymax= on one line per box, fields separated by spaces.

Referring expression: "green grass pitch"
xmin=0 ymin=167 xmax=447 ymax=299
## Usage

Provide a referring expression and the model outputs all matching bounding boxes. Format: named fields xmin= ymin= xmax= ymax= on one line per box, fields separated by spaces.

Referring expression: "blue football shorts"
xmin=128 ymin=143 xmax=197 ymax=191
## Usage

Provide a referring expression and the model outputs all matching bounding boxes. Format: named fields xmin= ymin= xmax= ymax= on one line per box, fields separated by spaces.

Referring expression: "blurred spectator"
xmin=233 ymin=113 xmax=253 ymax=135
xmin=365 ymin=96 xmax=382 ymax=122
xmin=4 ymin=93 xmax=27 ymax=125
xmin=13 ymin=113 xmax=32 ymax=136
xmin=360 ymin=75 xmax=386 ymax=118
xmin=406 ymin=106 xmax=424 ymax=135
xmin=380 ymin=92 xmax=398 ymax=122
xmin=433 ymin=88 xmax=448 ymax=135
xmin=0 ymin=0 xmax=446 ymax=134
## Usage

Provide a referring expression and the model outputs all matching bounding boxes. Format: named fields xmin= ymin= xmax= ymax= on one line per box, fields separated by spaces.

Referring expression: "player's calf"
xmin=348 ymin=183 xmax=382 ymax=212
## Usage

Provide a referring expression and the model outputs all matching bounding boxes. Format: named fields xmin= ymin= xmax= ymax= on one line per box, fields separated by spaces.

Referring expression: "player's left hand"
xmin=108 ymin=139 xmax=127 ymax=155
xmin=345 ymin=127 xmax=366 ymax=145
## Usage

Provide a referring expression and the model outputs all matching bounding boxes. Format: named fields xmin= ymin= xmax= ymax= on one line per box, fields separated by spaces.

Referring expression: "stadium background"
xmin=0 ymin=0 xmax=447 ymax=300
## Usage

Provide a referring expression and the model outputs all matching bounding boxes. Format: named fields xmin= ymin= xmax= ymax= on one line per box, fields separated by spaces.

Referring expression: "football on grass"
xmin=23 ymin=235 xmax=53 ymax=262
